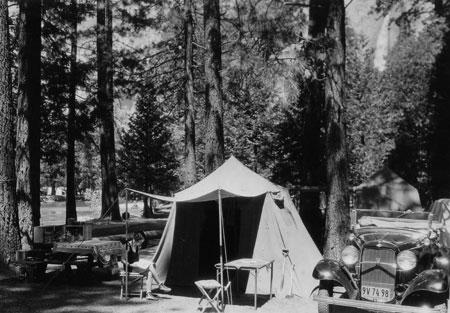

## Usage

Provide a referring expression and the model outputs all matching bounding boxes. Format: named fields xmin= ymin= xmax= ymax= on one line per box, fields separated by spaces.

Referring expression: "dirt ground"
xmin=0 ymin=265 xmax=318 ymax=313
xmin=4 ymin=210 xmax=319 ymax=313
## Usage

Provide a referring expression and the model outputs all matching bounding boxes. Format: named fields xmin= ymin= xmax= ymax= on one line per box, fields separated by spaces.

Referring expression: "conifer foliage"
xmin=118 ymin=94 xmax=179 ymax=198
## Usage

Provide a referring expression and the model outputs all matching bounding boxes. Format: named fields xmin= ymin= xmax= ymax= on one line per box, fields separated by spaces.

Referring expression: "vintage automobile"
xmin=313 ymin=201 xmax=450 ymax=313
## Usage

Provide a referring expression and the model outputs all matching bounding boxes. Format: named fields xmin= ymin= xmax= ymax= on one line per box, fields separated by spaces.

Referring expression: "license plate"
xmin=361 ymin=285 xmax=391 ymax=301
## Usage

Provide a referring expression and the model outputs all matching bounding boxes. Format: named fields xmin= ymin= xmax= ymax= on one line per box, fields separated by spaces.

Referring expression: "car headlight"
xmin=397 ymin=250 xmax=417 ymax=271
xmin=341 ymin=245 xmax=359 ymax=266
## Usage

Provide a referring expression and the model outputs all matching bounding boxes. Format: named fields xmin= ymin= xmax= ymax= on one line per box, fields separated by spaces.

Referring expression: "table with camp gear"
xmin=215 ymin=258 xmax=274 ymax=310
xmin=13 ymin=239 xmax=124 ymax=280
xmin=53 ymin=240 xmax=123 ymax=268
xmin=13 ymin=224 xmax=105 ymax=280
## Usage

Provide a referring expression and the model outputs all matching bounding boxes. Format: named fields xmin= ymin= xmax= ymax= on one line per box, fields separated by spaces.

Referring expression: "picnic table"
xmin=52 ymin=240 xmax=123 ymax=268
xmin=13 ymin=240 xmax=124 ymax=281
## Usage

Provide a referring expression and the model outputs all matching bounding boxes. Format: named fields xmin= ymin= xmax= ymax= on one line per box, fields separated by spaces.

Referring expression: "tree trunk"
xmin=309 ymin=0 xmax=329 ymax=37
xmin=322 ymin=0 xmax=349 ymax=260
xmin=66 ymin=0 xmax=78 ymax=223
xmin=0 ymin=0 xmax=20 ymax=267
xmin=97 ymin=0 xmax=120 ymax=221
xmin=143 ymin=197 xmax=155 ymax=218
xmin=51 ymin=180 xmax=56 ymax=196
xmin=430 ymin=12 xmax=450 ymax=200
xmin=184 ymin=0 xmax=197 ymax=187
xmin=203 ymin=0 xmax=224 ymax=175
xmin=299 ymin=0 xmax=330 ymax=253
xmin=433 ymin=0 xmax=444 ymax=17
xmin=17 ymin=0 xmax=41 ymax=249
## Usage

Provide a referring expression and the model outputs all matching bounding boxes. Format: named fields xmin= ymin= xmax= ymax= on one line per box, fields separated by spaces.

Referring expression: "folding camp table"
xmin=215 ymin=258 xmax=274 ymax=310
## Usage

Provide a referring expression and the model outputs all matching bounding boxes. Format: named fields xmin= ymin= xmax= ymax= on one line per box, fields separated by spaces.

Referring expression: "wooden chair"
xmin=195 ymin=279 xmax=231 ymax=313
xmin=120 ymin=271 xmax=144 ymax=299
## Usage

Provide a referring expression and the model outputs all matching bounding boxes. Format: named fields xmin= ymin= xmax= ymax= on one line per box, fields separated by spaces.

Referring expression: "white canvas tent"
xmin=127 ymin=156 xmax=321 ymax=298
xmin=354 ymin=167 xmax=422 ymax=211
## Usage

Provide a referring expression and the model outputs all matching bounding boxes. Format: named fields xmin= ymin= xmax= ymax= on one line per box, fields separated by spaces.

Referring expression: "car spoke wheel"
xmin=318 ymin=288 xmax=332 ymax=313
xmin=435 ymin=303 xmax=447 ymax=313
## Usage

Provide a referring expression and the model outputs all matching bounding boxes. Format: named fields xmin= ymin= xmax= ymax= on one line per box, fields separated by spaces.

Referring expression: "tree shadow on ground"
xmin=0 ymin=267 xmax=149 ymax=313
xmin=0 ymin=266 xmax=272 ymax=312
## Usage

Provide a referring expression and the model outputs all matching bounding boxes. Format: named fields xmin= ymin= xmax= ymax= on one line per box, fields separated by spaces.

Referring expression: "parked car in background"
xmin=313 ymin=200 xmax=450 ymax=313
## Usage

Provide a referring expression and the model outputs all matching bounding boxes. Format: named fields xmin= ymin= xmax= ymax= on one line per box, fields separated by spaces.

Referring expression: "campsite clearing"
xmin=0 ymin=265 xmax=320 ymax=313
xmin=3 ymin=156 xmax=326 ymax=312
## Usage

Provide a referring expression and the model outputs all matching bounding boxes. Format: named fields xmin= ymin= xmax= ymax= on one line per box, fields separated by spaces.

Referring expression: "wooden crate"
xmin=65 ymin=224 xmax=92 ymax=241
xmin=33 ymin=225 xmax=65 ymax=246
xmin=33 ymin=224 xmax=92 ymax=246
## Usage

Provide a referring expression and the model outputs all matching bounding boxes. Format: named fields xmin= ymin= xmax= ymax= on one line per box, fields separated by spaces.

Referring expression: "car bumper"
xmin=313 ymin=294 xmax=443 ymax=313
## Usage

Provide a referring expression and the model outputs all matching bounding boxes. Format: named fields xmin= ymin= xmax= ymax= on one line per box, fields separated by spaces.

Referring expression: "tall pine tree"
xmin=0 ymin=0 xmax=20 ymax=266
xmin=97 ymin=0 xmax=120 ymax=220
xmin=118 ymin=93 xmax=179 ymax=217
xmin=16 ymin=0 xmax=42 ymax=248
xmin=203 ymin=0 xmax=224 ymax=175
xmin=323 ymin=0 xmax=349 ymax=260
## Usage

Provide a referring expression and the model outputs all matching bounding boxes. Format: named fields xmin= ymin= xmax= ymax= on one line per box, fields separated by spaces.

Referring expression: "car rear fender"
xmin=313 ymin=259 xmax=359 ymax=299
xmin=401 ymin=269 xmax=449 ymax=304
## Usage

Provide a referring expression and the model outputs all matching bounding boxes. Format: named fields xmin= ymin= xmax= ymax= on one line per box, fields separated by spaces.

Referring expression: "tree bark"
xmin=323 ymin=0 xmax=350 ymax=260
xmin=97 ymin=0 xmax=120 ymax=221
xmin=66 ymin=0 xmax=78 ymax=223
xmin=309 ymin=0 xmax=329 ymax=37
xmin=184 ymin=0 xmax=197 ymax=187
xmin=143 ymin=197 xmax=156 ymax=218
xmin=299 ymin=0 xmax=330 ymax=253
xmin=0 ymin=0 xmax=20 ymax=267
xmin=430 ymin=13 xmax=450 ymax=200
xmin=203 ymin=0 xmax=224 ymax=175
xmin=17 ymin=0 xmax=41 ymax=249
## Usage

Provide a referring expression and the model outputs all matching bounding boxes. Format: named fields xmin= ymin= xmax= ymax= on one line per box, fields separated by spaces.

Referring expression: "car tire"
xmin=318 ymin=288 xmax=331 ymax=313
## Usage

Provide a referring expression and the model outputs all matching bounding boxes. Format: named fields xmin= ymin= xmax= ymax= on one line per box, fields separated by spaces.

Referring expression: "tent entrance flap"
xmin=164 ymin=196 xmax=264 ymax=286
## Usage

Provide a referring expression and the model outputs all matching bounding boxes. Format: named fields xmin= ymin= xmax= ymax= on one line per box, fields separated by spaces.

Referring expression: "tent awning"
xmin=126 ymin=156 xmax=281 ymax=203
xmin=126 ymin=187 xmax=271 ymax=203
xmin=125 ymin=188 xmax=176 ymax=202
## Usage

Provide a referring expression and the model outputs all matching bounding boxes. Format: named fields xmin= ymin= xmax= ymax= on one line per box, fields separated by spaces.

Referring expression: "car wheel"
xmin=318 ymin=288 xmax=331 ymax=313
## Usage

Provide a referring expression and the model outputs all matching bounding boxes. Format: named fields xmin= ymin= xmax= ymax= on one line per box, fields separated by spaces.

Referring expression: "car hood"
xmin=354 ymin=227 xmax=429 ymax=251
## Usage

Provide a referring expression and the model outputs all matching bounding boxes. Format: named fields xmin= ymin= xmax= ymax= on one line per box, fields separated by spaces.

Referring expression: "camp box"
xmin=13 ymin=249 xmax=48 ymax=281
xmin=15 ymin=259 xmax=48 ymax=281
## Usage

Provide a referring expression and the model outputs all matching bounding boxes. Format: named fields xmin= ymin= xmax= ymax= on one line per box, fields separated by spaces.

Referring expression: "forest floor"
xmin=1 ymin=214 xmax=320 ymax=313
xmin=0 ymin=262 xmax=318 ymax=313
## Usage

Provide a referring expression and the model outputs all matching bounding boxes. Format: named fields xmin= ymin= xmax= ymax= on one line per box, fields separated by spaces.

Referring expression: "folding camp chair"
xmin=195 ymin=279 xmax=231 ymax=313
xmin=120 ymin=271 xmax=145 ymax=299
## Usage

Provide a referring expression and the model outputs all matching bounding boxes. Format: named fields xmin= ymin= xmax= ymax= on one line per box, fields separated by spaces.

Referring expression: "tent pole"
xmin=218 ymin=189 xmax=224 ymax=309
xmin=125 ymin=189 xmax=129 ymax=300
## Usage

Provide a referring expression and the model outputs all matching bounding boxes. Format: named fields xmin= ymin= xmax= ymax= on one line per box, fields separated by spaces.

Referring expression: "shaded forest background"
xmin=29 ymin=0 xmax=450 ymax=203
xmin=1 ymin=0 xmax=450 ymax=263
